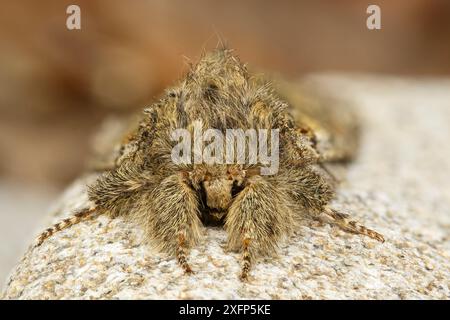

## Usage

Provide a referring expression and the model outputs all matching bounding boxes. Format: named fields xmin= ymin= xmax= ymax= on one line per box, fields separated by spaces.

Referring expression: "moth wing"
xmin=88 ymin=112 xmax=142 ymax=172
xmin=275 ymin=78 xmax=360 ymax=163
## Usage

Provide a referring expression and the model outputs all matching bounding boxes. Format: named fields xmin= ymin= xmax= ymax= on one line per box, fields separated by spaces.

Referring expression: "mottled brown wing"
xmin=275 ymin=78 xmax=360 ymax=163
xmin=87 ymin=112 xmax=142 ymax=171
xmin=88 ymin=76 xmax=360 ymax=172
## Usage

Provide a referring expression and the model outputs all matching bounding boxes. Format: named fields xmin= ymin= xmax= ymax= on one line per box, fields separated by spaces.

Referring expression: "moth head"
xmin=188 ymin=165 xmax=246 ymax=212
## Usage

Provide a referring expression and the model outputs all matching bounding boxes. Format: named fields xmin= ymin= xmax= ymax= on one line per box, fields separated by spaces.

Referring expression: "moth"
xmin=35 ymin=48 xmax=384 ymax=280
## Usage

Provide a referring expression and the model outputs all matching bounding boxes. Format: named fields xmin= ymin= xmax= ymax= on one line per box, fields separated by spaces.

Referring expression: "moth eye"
xmin=231 ymin=180 xmax=244 ymax=197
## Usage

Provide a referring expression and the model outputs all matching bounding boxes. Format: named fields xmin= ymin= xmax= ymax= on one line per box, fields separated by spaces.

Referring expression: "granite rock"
xmin=2 ymin=75 xmax=449 ymax=299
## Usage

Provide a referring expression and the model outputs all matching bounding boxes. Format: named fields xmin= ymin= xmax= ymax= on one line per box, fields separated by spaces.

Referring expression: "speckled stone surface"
xmin=2 ymin=75 xmax=449 ymax=299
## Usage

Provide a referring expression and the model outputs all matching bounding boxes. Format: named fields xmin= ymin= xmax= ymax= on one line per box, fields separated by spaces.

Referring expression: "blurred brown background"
xmin=0 ymin=0 xmax=450 ymax=286
xmin=1 ymin=0 xmax=450 ymax=188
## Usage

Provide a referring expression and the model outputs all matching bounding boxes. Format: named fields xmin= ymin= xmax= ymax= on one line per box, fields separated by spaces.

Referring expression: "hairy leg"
xmin=322 ymin=207 xmax=385 ymax=242
xmin=88 ymin=159 xmax=156 ymax=218
xmin=225 ymin=175 xmax=294 ymax=280
xmin=35 ymin=160 xmax=153 ymax=247
xmin=34 ymin=206 xmax=98 ymax=247
xmin=136 ymin=172 xmax=202 ymax=274
xmin=275 ymin=166 xmax=384 ymax=242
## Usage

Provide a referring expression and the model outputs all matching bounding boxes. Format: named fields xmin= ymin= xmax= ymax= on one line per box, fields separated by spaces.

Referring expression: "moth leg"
xmin=225 ymin=176 xmax=293 ymax=281
xmin=141 ymin=173 xmax=202 ymax=274
xmin=323 ymin=207 xmax=385 ymax=242
xmin=35 ymin=161 xmax=151 ymax=248
xmin=88 ymin=159 xmax=154 ymax=218
xmin=34 ymin=206 xmax=99 ymax=247
xmin=240 ymin=238 xmax=252 ymax=281
xmin=274 ymin=167 xmax=384 ymax=243
xmin=177 ymin=231 xmax=193 ymax=274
